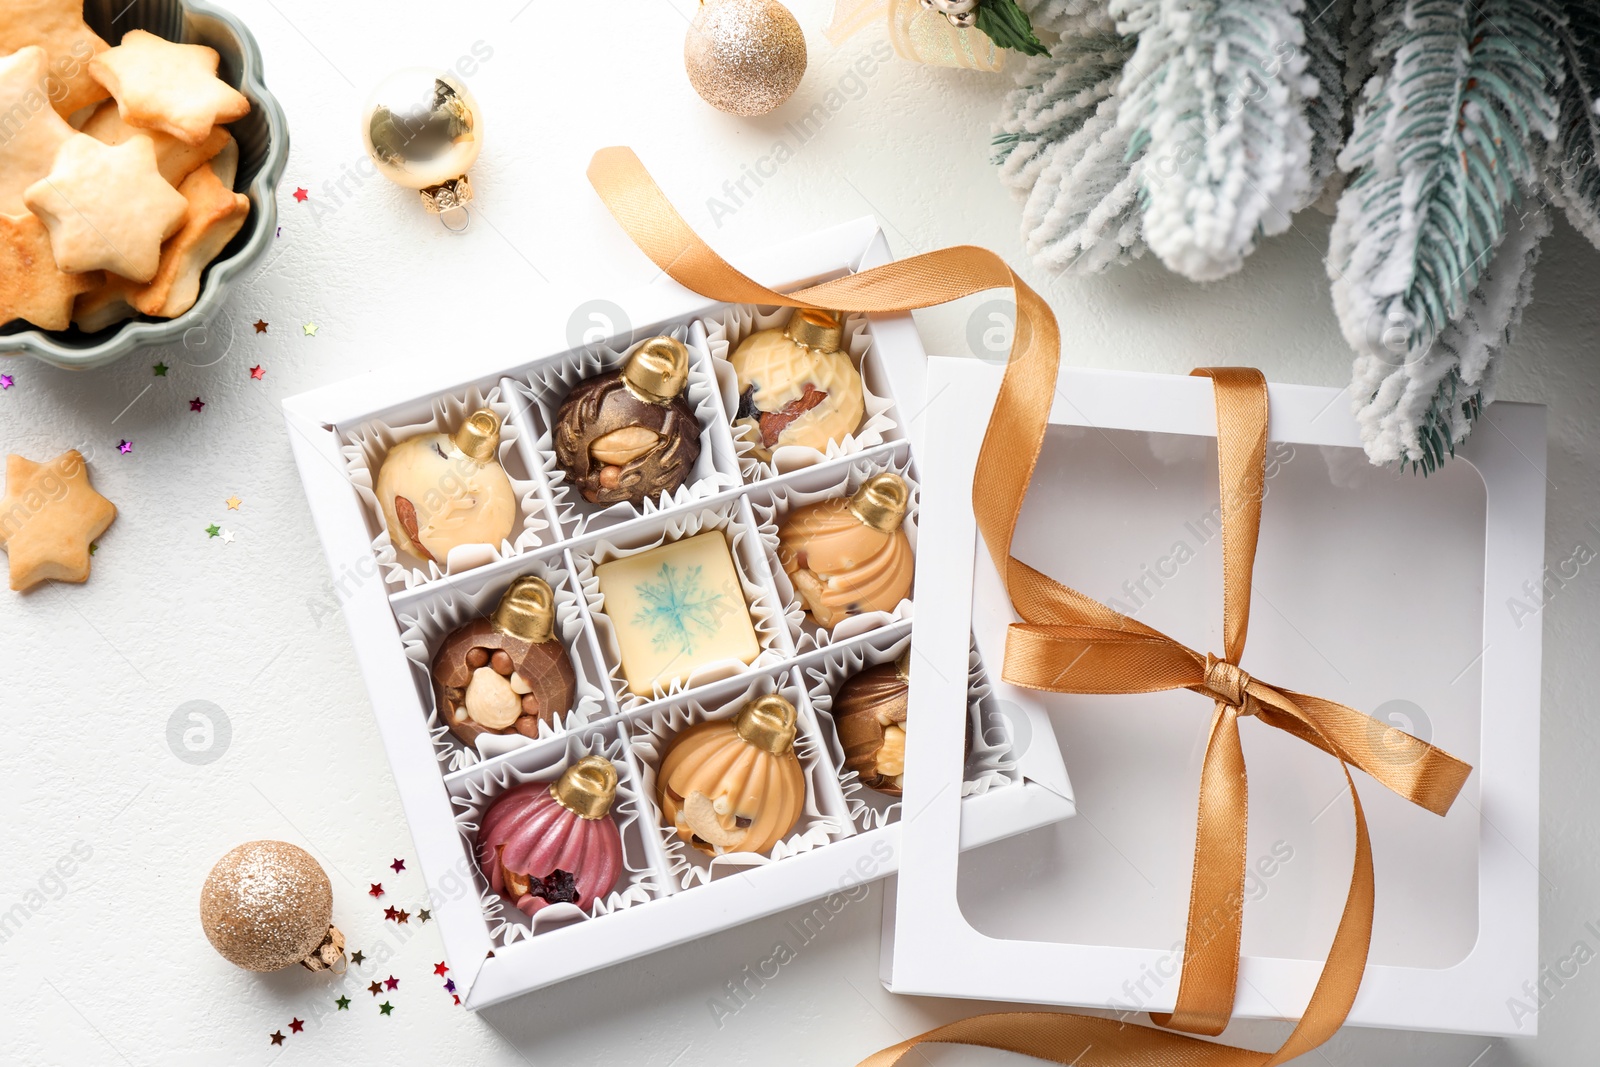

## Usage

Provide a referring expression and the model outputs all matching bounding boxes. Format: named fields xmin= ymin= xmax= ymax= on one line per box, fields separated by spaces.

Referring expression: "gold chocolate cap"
xmin=551 ymin=756 xmax=618 ymax=820
xmin=492 ymin=575 xmax=557 ymax=644
xmin=894 ymin=650 xmax=911 ymax=682
xmin=849 ymin=473 xmax=910 ymax=534
xmin=784 ymin=308 xmax=842 ymax=353
xmin=453 ymin=409 xmax=501 ymax=463
xmin=736 ymin=694 xmax=798 ymax=756
xmin=622 ymin=336 xmax=691 ymax=404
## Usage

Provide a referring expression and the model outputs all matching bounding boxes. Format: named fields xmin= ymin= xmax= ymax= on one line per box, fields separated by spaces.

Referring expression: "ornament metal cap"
xmin=551 ymin=755 xmax=619 ymax=819
xmin=453 ymin=409 xmax=501 ymax=463
xmin=784 ymin=308 xmax=842 ymax=353
xmin=492 ymin=575 xmax=557 ymax=644
xmin=894 ymin=650 xmax=912 ymax=682
xmin=736 ymin=694 xmax=798 ymax=756
xmin=849 ymin=473 xmax=910 ymax=534
xmin=622 ymin=336 xmax=691 ymax=404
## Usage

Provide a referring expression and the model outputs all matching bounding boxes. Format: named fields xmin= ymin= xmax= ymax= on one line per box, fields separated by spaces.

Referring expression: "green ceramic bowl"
xmin=1 ymin=0 xmax=289 ymax=370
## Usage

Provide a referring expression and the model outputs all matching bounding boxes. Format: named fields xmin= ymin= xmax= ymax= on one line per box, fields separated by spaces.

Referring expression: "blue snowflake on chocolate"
xmin=634 ymin=563 xmax=724 ymax=656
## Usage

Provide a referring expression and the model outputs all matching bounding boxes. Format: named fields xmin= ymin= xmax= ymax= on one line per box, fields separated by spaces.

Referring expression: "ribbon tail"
xmin=824 ymin=0 xmax=889 ymax=44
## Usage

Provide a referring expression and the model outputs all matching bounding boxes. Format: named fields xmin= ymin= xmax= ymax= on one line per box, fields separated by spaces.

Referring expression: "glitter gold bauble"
xmin=684 ymin=0 xmax=807 ymax=118
xmin=200 ymin=841 xmax=345 ymax=973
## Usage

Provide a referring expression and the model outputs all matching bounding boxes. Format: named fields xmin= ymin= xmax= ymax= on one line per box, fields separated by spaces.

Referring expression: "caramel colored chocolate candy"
xmin=833 ymin=661 xmax=909 ymax=796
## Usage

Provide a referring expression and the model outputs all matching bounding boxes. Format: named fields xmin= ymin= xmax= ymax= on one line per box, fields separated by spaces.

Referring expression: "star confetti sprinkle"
xmin=289 ymin=1019 xmax=304 ymax=1034
xmin=293 ymin=187 xmax=308 ymax=202
xmin=226 ymin=496 xmax=241 ymax=510
xmin=433 ymin=962 xmax=449 ymax=977
xmin=253 ymin=319 xmax=268 ymax=334
xmin=220 ymin=530 xmax=235 ymax=545
xmin=0 ymin=374 xmax=12 ymax=389
xmin=390 ymin=858 xmax=406 ymax=873
xmin=189 ymin=397 xmax=204 ymax=412
xmin=335 ymin=996 xmax=349 ymax=1011
xmin=270 ymin=1031 xmax=285 ymax=1046
xmin=350 ymin=950 xmax=366 ymax=966
xmin=117 ymin=439 xmax=132 ymax=454
xmin=383 ymin=905 xmax=399 ymax=921
xmin=205 ymin=523 xmax=220 ymax=538
xmin=368 ymin=981 xmax=383 ymax=996
xmin=445 ymin=978 xmax=456 ymax=993
xmin=249 ymin=365 xmax=265 ymax=380
xmin=152 ymin=362 xmax=168 ymax=376
xmin=453 ymin=994 xmax=461 ymax=1006
xmin=417 ymin=909 xmax=431 ymax=923
xmin=395 ymin=909 xmax=409 ymax=924
xmin=303 ymin=322 xmax=318 ymax=336
xmin=378 ymin=1002 xmax=394 ymax=1017
xmin=369 ymin=883 xmax=384 ymax=899
xmin=384 ymin=976 xmax=399 ymax=991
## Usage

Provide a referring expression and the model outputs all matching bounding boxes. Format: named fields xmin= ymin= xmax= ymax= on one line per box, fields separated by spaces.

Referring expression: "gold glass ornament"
xmin=778 ymin=472 xmax=915 ymax=627
xmin=657 ymin=694 xmax=807 ymax=855
xmin=200 ymin=841 xmax=345 ymax=973
xmin=361 ymin=68 xmax=483 ymax=232
xmin=685 ymin=0 xmax=807 ymax=117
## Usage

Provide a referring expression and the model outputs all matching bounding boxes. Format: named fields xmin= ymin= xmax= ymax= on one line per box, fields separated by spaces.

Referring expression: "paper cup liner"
xmin=701 ymin=305 xmax=901 ymax=483
xmin=397 ymin=554 xmax=609 ymax=771
xmin=341 ymin=384 xmax=552 ymax=591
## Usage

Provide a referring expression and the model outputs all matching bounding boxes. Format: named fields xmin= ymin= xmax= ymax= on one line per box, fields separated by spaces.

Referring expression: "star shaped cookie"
xmin=0 ymin=450 xmax=116 ymax=591
xmin=25 ymin=133 xmax=188 ymax=281
xmin=0 ymin=213 xmax=100 ymax=330
xmin=0 ymin=0 xmax=111 ymax=117
xmin=0 ymin=47 xmax=77 ymax=216
xmin=89 ymin=30 xmax=250 ymax=146
xmin=80 ymin=100 xmax=230 ymax=187
xmin=130 ymin=160 xmax=250 ymax=318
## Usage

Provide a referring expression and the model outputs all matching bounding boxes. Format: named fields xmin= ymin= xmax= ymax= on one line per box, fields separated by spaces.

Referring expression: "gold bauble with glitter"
xmin=684 ymin=0 xmax=807 ymax=117
xmin=200 ymin=841 xmax=346 ymax=973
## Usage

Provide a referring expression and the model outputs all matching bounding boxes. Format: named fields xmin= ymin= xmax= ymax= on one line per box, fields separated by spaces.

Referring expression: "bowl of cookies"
xmin=0 ymin=0 xmax=288 ymax=370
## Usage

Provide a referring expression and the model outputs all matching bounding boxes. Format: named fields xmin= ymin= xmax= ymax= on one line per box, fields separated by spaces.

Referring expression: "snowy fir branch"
xmin=1544 ymin=1 xmax=1600 ymax=249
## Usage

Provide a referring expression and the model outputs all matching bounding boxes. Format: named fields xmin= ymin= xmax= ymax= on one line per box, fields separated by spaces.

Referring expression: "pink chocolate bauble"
xmin=477 ymin=759 xmax=624 ymax=916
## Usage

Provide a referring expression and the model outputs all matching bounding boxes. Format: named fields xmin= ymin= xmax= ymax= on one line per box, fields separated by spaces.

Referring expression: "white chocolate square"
xmin=595 ymin=531 xmax=761 ymax=696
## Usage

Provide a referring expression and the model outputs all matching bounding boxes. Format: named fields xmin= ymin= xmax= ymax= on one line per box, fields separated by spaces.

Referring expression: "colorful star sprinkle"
xmin=289 ymin=1018 xmax=304 ymax=1034
xmin=152 ymin=362 xmax=167 ymax=376
xmin=303 ymin=322 xmax=318 ymax=336
xmin=384 ymin=975 xmax=399 ymax=991
xmin=335 ymin=996 xmax=350 ymax=1010
xmin=350 ymin=950 xmax=366 ymax=966
xmin=205 ymin=523 xmax=220 ymax=538
xmin=249 ymin=365 xmax=265 ymax=380
xmin=189 ymin=397 xmax=204 ymax=412
xmin=270 ymin=1031 xmax=285 ymax=1046
xmin=417 ymin=909 xmax=431 ymax=923
xmin=445 ymin=978 xmax=456 ymax=993
xmin=226 ymin=496 xmax=241 ymax=510
xmin=253 ymin=319 xmax=268 ymax=334
xmin=369 ymin=883 xmax=384 ymax=899
xmin=293 ymin=187 xmax=308 ymax=202
xmin=378 ymin=1002 xmax=393 ymax=1017
xmin=390 ymin=858 xmax=406 ymax=873
xmin=433 ymin=962 xmax=449 ymax=977
xmin=220 ymin=530 xmax=235 ymax=545
xmin=395 ymin=909 xmax=409 ymax=924
xmin=117 ymin=440 xmax=132 ymax=454
xmin=0 ymin=374 xmax=13 ymax=389
xmin=368 ymin=981 xmax=383 ymax=996
xmin=383 ymin=905 xmax=399 ymax=921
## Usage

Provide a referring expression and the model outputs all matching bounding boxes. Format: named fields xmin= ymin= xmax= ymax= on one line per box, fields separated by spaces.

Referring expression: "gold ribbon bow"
xmin=586 ymin=147 xmax=1474 ymax=1066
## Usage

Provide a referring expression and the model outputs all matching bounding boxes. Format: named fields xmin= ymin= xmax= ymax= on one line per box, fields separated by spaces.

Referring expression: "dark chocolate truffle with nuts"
xmin=431 ymin=575 xmax=577 ymax=745
xmin=553 ymin=336 xmax=702 ymax=507
xmin=833 ymin=655 xmax=911 ymax=796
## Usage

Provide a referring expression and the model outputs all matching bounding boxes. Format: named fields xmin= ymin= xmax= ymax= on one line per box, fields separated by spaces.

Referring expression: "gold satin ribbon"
xmin=585 ymin=147 xmax=1473 ymax=1066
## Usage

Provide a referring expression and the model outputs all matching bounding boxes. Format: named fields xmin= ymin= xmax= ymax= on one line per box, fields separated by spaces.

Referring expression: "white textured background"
xmin=1 ymin=1 xmax=1595 ymax=1064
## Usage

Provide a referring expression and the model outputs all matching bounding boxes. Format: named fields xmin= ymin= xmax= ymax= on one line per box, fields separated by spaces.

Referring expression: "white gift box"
xmin=283 ymin=221 xmax=1075 ymax=1008
xmin=886 ymin=358 xmax=1544 ymax=1036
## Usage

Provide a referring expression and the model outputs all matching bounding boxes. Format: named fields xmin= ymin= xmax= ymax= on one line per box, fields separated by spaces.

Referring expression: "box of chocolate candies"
xmin=284 ymin=219 xmax=1075 ymax=1007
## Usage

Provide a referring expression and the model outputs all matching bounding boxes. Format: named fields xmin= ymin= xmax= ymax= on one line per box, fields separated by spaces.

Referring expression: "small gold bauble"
xmin=200 ymin=841 xmax=344 ymax=973
xmin=684 ymin=0 xmax=807 ymax=118
xmin=362 ymin=68 xmax=482 ymax=231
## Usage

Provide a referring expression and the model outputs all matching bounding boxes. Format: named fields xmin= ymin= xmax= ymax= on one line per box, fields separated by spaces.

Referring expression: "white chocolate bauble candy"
xmin=375 ymin=409 xmax=515 ymax=565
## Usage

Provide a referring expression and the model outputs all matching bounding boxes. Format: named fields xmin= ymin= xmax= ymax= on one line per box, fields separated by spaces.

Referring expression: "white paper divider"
xmin=701 ymin=305 xmax=900 ymax=482
xmin=626 ymin=669 xmax=854 ymax=888
xmin=396 ymin=553 xmax=609 ymax=771
xmin=341 ymin=384 xmax=552 ymax=590
xmin=745 ymin=446 xmax=918 ymax=654
xmin=447 ymin=727 xmax=660 ymax=946
xmin=514 ymin=324 xmax=742 ymax=538
xmin=568 ymin=500 xmax=794 ymax=710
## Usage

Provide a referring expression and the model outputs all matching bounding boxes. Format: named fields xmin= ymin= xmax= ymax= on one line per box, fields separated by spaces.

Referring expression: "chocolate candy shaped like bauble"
xmin=658 ymin=694 xmax=806 ymax=855
xmin=200 ymin=840 xmax=346 ymax=973
xmin=730 ymin=309 xmax=864 ymax=461
xmin=834 ymin=654 xmax=910 ymax=796
xmin=375 ymin=408 xmax=516 ymax=566
xmin=778 ymin=472 xmax=914 ymax=628
xmin=477 ymin=756 xmax=624 ymax=917
xmin=554 ymin=336 xmax=703 ymax=507
xmin=431 ymin=575 xmax=578 ymax=744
